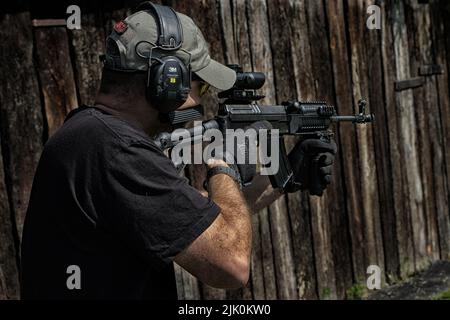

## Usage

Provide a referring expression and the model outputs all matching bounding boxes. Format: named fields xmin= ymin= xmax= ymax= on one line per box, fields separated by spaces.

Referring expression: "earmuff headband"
xmin=136 ymin=2 xmax=183 ymax=50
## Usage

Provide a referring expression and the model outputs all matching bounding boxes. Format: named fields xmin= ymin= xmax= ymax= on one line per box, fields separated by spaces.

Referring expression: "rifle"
xmin=154 ymin=64 xmax=374 ymax=192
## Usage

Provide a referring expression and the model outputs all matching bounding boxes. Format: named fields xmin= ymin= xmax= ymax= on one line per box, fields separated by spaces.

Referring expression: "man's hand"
xmin=206 ymin=133 xmax=258 ymax=187
xmin=206 ymin=158 xmax=229 ymax=169
xmin=287 ymin=138 xmax=337 ymax=196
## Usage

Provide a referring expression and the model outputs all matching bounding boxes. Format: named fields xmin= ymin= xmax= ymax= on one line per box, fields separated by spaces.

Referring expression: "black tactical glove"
xmin=286 ymin=138 xmax=337 ymax=196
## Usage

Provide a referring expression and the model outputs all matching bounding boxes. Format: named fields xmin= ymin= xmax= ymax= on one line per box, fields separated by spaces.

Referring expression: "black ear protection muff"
xmin=136 ymin=2 xmax=191 ymax=113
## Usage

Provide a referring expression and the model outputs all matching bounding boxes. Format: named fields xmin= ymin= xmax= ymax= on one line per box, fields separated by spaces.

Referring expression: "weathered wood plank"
xmin=260 ymin=0 xmax=337 ymax=300
xmin=267 ymin=0 xmax=319 ymax=299
xmin=365 ymin=0 xmax=401 ymax=283
xmin=265 ymin=0 xmax=297 ymax=101
xmin=302 ymin=0 xmax=340 ymax=299
xmin=439 ymin=0 xmax=450 ymax=201
xmin=404 ymin=0 xmax=441 ymax=267
xmin=277 ymin=0 xmax=321 ymax=271
xmin=69 ymin=12 xmax=105 ymax=106
xmin=285 ymin=188 xmax=317 ymax=299
xmin=380 ymin=0 xmax=416 ymax=278
xmin=259 ymin=208 xmax=277 ymax=299
xmin=200 ymin=284 xmax=226 ymax=300
xmin=0 ymin=12 xmax=44 ymax=238
xmin=174 ymin=262 xmax=186 ymax=299
xmin=34 ymin=27 xmax=78 ymax=137
xmin=345 ymin=1 xmax=385 ymax=286
xmin=249 ymin=214 xmax=264 ymax=299
xmin=179 ymin=263 xmax=202 ymax=300
xmin=231 ymin=0 xmax=252 ymax=72
xmin=268 ymin=199 xmax=297 ymax=299
xmin=263 ymin=0 xmax=300 ymax=300
xmin=218 ymin=0 xmax=237 ymax=65
xmin=290 ymin=0 xmax=357 ymax=300
xmin=327 ymin=0 xmax=373 ymax=291
xmin=309 ymin=199 xmax=336 ymax=299
xmin=0 ymin=136 xmax=19 ymax=299
xmin=361 ymin=0 xmax=389 ymax=281
xmin=430 ymin=0 xmax=450 ymax=260
xmin=392 ymin=0 xmax=425 ymax=275
xmin=306 ymin=0 xmax=355 ymax=298
xmin=31 ymin=19 xmax=66 ymax=27
xmin=245 ymin=0 xmax=276 ymax=103
xmin=367 ymin=0 xmax=403 ymax=283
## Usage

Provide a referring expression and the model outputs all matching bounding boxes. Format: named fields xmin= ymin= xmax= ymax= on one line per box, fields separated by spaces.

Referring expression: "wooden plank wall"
xmin=0 ymin=0 xmax=449 ymax=300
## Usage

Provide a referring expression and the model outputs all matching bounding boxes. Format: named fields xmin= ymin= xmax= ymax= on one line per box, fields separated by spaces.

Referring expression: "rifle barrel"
xmin=331 ymin=114 xmax=374 ymax=123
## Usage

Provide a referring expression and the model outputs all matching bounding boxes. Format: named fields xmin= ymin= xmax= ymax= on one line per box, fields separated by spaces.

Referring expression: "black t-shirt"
xmin=20 ymin=106 xmax=220 ymax=300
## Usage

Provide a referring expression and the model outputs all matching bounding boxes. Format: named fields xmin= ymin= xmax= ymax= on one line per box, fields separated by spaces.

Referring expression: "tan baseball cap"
xmin=104 ymin=8 xmax=236 ymax=91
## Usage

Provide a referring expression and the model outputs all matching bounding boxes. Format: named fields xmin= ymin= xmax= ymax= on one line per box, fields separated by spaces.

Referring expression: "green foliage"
xmin=346 ymin=283 xmax=367 ymax=300
xmin=432 ymin=288 xmax=450 ymax=300
xmin=321 ymin=287 xmax=332 ymax=299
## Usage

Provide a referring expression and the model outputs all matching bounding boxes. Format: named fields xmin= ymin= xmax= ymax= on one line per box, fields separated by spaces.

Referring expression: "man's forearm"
xmin=208 ymin=167 xmax=252 ymax=266
xmin=173 ymin=162 xmax=253 ymax=289
xmin=243 ymin=174 xmax=284 ymax=213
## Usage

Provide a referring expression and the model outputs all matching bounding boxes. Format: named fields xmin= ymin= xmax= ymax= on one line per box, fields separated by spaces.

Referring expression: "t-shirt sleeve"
xmin=99 ymin=141 xmax=220 ymax=268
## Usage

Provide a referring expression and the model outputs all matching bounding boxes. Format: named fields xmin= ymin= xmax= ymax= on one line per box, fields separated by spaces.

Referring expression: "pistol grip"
xmin=268 ymin=137 xmax=293 ymax=190
xmin=309 ymin=154 xmax=325 ymax=196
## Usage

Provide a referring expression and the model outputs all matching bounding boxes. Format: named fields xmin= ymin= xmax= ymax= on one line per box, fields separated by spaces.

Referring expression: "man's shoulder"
xmin=49 ymin=106 xmax=159 ymax=150
xmin=41 ymin=106 xmax=164 ymax=168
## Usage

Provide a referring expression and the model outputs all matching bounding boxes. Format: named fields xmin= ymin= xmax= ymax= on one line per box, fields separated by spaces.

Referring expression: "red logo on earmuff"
xmin=114 ymin=21 xmax=128 ymax=34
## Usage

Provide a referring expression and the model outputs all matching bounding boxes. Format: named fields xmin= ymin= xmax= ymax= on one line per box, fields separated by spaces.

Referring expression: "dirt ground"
xmin=367 ymin=260 xmax=450 ymax=300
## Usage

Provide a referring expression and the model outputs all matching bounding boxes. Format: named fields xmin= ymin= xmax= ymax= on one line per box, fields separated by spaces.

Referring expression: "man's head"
xmin=97 ymin=1 xmax=236 ymax=120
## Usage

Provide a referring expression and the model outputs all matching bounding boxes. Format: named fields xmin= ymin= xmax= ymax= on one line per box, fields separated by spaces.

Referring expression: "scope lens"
xmin=235 ymin=72 xmax=266 ymax=89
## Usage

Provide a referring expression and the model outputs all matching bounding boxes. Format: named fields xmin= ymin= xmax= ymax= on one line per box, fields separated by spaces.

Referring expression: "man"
xmin=21 ymin=2 xmax=336 ymax=299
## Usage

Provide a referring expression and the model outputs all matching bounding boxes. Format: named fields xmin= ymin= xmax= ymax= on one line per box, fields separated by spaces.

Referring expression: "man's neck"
xmin=94 ymin=93 xmax=163 ymax=137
